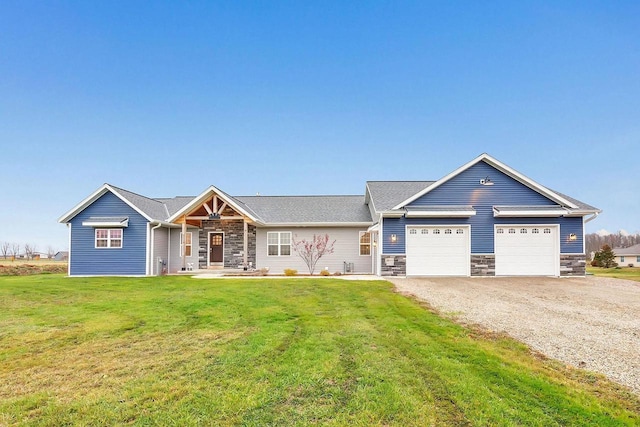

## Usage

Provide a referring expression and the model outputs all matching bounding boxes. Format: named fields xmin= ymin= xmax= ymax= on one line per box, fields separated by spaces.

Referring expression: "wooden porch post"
xmin=243 ymin=219 xmax=248 ymax=268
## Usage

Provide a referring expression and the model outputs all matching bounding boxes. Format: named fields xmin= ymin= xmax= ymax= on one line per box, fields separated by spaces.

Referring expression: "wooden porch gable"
xmin=179 ymin=193 xmax=248 ymax=227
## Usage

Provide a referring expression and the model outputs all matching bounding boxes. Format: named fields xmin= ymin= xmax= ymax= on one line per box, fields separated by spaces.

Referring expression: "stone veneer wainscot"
xmin=198 ymin=219 xmax=256 ymax=269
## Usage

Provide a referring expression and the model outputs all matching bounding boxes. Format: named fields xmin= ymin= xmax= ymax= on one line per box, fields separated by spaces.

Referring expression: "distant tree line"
xmin=0 ymin=242 xmax=58 ymax=260
xmin=585 ymin=232 xmax=640 ymax=259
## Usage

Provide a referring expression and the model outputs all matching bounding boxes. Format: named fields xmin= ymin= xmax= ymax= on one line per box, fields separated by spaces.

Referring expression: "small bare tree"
xmin=9 ymin=243 xmax=19 ymax=260
xmin=47 ymin=246 xmax=56 ymax=259
xmin=1 ymin=241 xmax=9 ymax=259
xmin=24 ymin=243 xmax=37 ymax=260
xmin=292 ymin=234 xmax=336 ymax=275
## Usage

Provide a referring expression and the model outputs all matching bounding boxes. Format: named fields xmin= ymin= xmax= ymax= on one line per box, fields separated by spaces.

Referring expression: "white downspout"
xmin=150 ymin=222 xmax=163 ymax=275
xmin=182 ymin=220 xmax=187 ymax=270
xmin=378 ymin=213 xmax=383 ymax=276
xmin=584 ymin=212 xmax=600 ymax=224
xmin=67 ymin=223 xmax=71 ymax=276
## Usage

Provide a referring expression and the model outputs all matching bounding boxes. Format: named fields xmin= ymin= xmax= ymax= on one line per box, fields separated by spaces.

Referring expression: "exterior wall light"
xmin=569 ymin=233 xmax=577 ymax=241
xmin=390 ymin=234 xmax=397 ymax=243
xmin=480 ymin=177 xmax=494 ymax=186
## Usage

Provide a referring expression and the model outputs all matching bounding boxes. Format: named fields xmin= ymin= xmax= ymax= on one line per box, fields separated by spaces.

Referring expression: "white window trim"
xmin=180 ymin=231 xmax=192 ymax=258
xmin=359 ymin=231 xmax=371 ymax=256
xmin=94 ymin=228 xmax=123 ymax=249
xmin=267 ymin=231 xmax=292 ymax=257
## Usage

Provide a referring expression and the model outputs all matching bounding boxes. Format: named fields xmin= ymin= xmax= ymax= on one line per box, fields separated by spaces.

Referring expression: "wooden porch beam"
xmin=187 ymin=216 xmax=245 ymax=220
xmin=202 ymin=203 xmax=213 ymax=215
xmin=218 ymin=202 xmax=227 ymax=214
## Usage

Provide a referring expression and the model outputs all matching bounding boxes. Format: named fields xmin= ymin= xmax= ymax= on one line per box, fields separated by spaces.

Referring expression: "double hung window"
xmin=95 ymin=229 xmax=122 ymax=248
xmin=268 ymin=232 xmax=291 ymax=256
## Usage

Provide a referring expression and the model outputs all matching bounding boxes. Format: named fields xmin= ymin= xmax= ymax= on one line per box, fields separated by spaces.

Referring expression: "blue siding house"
xmin=68 ymin=192 xmax=148 ymax=275
xmin=59 ymin=154 xmax=600 ymax=277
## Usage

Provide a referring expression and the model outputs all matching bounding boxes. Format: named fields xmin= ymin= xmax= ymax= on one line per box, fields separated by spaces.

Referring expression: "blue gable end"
xmin=383 ymin=161 xmax=584 ymax=254
xmin=69 ymin=191 xmax=148 ymax=275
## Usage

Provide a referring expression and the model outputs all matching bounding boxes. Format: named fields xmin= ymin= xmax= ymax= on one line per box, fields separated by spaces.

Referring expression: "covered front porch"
xmin=170 ymin=187 xmax=258 ymax=271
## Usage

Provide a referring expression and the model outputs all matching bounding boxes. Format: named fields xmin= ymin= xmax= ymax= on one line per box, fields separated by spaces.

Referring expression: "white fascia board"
xmin=481 ymin=156 xmax=578 ymax=209
xmin=391 ymin=154 xmax=487 ymax=210
xmin=367 ymin=223 xmax=380 ymax=232
xmin=392 ymin=153 xmax=578 ymax=210
xmin=405 ymin=210 xmax=476 ymax=218
xmin=364 ymin=183 xmax=377 ymax=214
xmin=167 ymin=185 xmax=258 ymax=223
xmin=59 ymin=183 xmax=155 ymax=223
xmin=58 ymin=184 xmax=110 ymax=223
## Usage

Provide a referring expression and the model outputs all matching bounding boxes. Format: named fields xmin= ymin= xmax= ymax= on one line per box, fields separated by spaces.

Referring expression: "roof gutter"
xmin=584 ymin=211 xmax=600 ymax=224
xmin=378 ymin=210 xmax=405 ymax=218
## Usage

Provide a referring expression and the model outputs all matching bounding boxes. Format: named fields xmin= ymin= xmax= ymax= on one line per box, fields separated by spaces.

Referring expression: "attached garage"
xmin=406 ymin=226 xmax=470 ymax=276
xmin=494 ymin=225 xmax=559 ymax=276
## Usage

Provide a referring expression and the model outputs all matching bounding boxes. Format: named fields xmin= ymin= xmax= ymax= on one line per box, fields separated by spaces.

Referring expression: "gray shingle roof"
xmin=154 ymin=196 xmax=195 ymax=218
xmin=234 ymin=195 xmax=372 ymax=224
xmin=366 ymin=181 xmax=434 ymax=213
xmin=99 ymin=179 xmax=597 ymax=225
xmin=110 ymin=185 xmax=170 ymax=220
xmin=366 ymin=181 xmax=600 ymax=215
xmin=550 ymin=190 xmax=601 ymax=213
xmin=612 ymin=244 xmax=640 ymax=255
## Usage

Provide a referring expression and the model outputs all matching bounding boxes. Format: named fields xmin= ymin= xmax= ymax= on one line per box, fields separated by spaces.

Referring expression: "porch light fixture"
xmin=569 ymin=233 xmax=577 ymax=241
xmin=480 ymin=177 xmax=494 ymax=186
xmin=390 ymin=234 xmax=397 ymax=243
xmin=209 ymin=213 xmax=220 ymax=220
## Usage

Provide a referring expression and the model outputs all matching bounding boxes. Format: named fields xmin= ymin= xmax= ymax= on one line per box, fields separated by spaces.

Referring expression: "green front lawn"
xmin=587 ymin=266 xmax=640 ymax=282
xmin=0 ymin=275 xmax=638 ymax=426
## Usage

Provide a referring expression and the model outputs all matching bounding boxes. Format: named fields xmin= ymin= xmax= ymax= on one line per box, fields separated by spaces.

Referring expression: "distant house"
xmin=54 ymin=251 xmax=69 ymax=261
xmin=59 ymin=153 xmax=600 ymax=277
xmin=612 ymin=244 xmax=640 ymax=267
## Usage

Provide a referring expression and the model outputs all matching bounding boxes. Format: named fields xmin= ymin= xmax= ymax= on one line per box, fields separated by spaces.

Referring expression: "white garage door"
xmin=495 ymin=226 xmax=558 ymax=276
xmin=406 ymin=226 xmax=470 ymax=276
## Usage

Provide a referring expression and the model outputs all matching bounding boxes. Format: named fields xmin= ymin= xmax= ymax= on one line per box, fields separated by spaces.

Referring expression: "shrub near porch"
xmin=0 ymin=275 xmax=638 ymax=426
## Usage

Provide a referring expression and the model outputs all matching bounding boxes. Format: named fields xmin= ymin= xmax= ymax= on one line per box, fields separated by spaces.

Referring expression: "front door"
xmin=209 ymin=233 xmax=224 ymax=265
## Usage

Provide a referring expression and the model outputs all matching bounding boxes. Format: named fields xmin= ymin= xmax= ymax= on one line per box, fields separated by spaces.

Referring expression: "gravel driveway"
xmin=387 ymin=276 xmax=640 ymax=395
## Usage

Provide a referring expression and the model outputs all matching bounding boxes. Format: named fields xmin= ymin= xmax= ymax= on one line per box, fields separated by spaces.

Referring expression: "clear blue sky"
xmin=1 ymin=1 xmax=639 ymax=252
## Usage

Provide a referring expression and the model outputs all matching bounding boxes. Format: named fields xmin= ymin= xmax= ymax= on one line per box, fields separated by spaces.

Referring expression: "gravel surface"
xmin=387 ymin=276 xmax=640 ymax=395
